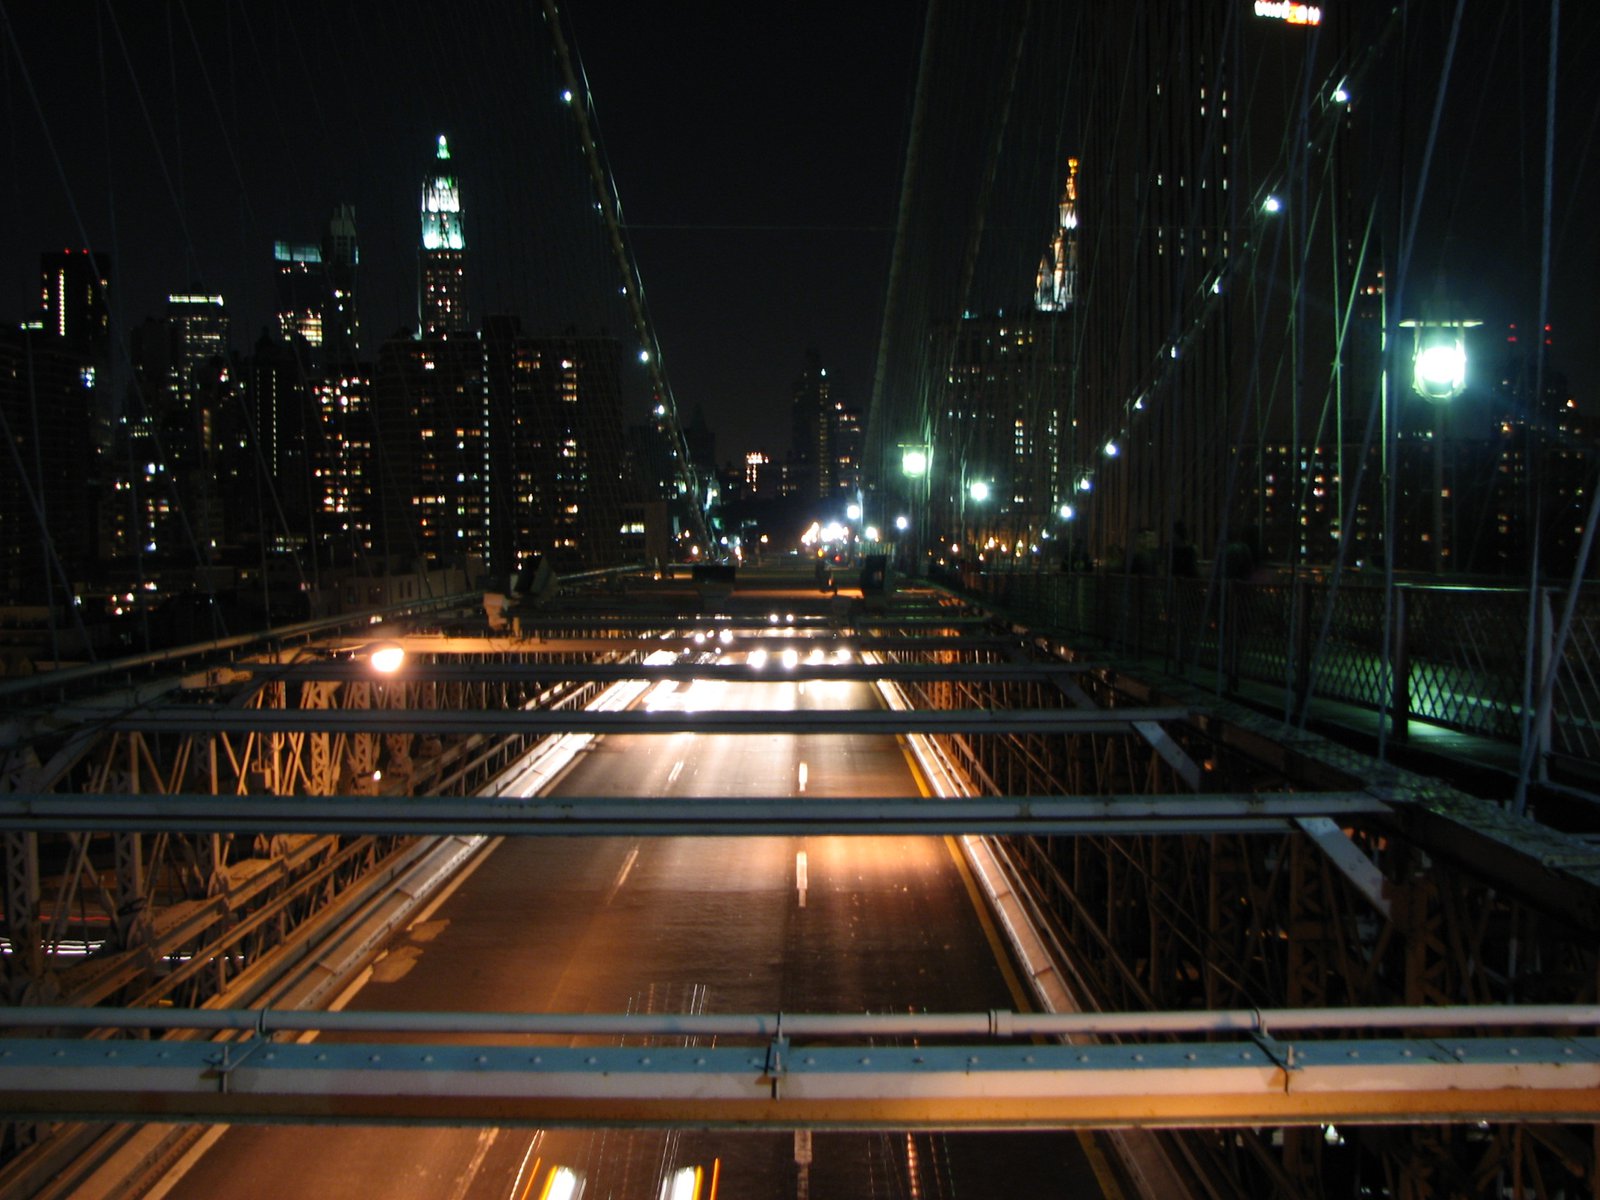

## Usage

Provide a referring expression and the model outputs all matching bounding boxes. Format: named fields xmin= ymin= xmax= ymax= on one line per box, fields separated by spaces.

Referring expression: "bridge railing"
xmin=969 ymin=569 xmax=1600 ymax=776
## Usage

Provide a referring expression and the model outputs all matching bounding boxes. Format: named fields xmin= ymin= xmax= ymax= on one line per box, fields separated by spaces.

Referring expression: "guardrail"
xmin=0 ymin=565 xmax=652 ymax=709
xmin=968 ymin=570 xmax=1600 ymax=778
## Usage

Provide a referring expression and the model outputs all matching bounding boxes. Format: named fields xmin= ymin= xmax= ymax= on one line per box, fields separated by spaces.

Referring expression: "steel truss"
xmin=883 ymin=626 xmax=1600 ymax=1200
xmin=3 ymin=587 xmax=1599 ymax=1198
xmin=0 ymin=629 xmax=631 ymax=1012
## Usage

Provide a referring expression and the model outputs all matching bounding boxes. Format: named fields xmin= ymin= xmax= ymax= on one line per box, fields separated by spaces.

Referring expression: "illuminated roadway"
xmin=154 ymin=655 xmax=1113 ymax=1199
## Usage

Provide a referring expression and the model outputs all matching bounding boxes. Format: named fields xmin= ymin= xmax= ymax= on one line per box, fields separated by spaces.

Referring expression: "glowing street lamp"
xmin=968 ymin=480 xmax=990 ymax=503
xmin=899 ymin=444 xmax=930 ymax=478
xmin=1401 ymin=317 xmax=1481 ymax=402
xmin=366 ymin=641 xmax=407 ymax=674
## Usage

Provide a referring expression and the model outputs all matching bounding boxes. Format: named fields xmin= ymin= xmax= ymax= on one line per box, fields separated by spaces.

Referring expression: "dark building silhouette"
xmin=484 ymin=320 xmax=631 ymax=571
xmin=0 ymin=326 xmax=94 ymax=603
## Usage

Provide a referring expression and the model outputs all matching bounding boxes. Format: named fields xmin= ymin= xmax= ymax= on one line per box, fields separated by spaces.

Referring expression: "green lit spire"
xmin=436 ymin=134 xmax=451 ymax=161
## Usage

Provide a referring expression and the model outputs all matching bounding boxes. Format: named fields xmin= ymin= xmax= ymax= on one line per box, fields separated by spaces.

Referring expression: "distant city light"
xmin=1103 ymin=440 xmax=1119 ymax=457
xmin=1262 ymin=195 xmax=1283 ymax=214
xmin=1254 ymin=0 xmax=1322 ymax=24
xmin=638 ymin=349 xmax=650 ymax=363
xmin=846 ymin=502 xmax=862 ymax=520
xmin=895 ymin=515 xmax=909 ymax=531
xmin=1059 ymin=504 xmax=1075 ymax=520
xmin=969 ymin=481 xmax=990 ymax=502
xmin=900 ymin=445 xmax=930 ymax=478
xmin=561 ymin=89 xmax=574 ymax=103
xmin=1332 ymin=84 xmax=1351 ymax=104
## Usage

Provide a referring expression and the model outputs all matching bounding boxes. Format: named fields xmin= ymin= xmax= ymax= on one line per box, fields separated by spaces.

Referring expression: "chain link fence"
xmin=968 ymin=568 xmax=1600 ymax=775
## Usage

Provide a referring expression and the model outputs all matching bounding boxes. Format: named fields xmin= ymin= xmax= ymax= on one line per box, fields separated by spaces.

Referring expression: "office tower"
xmin=310 ymin=366 xmax=377 ymax=560
xmin=419 ymin=135 xmax=468 ymax=337
xmin=829 ymin=399 xmax=863 ymax=501
xmin=323 ymin=205 xmax=361 ymax=360
xmin=112 ymin=296 xmax=233 ymax=561
xmin=39 ymin=249 xmax=110 ymax=356
xmin=0 ymin=326 xmax=94 ymax=602
xmin=789 ymin=350 xmax=831 ymax=501
xmin=933 ymin=312 xmax=1066 ymax=561
xmin=483 ymin=320 xmax=630 ymax=570
xmin=1034 ymin=158 xmax=1078 ymax=313
xmin=239 ymin=333 xmax=313 ymax=553
xmin=373 ymin=333 xmax=489 ymax=566
xmin=273 ymin=241 xmax=326 ymax=350
xmin=274 ymin=205 xmax=360 ymax=365
xmin=38 ymin=248 xmax=113 ymax=462
xmin=1069 ymin=7 xmax=1381 ymax=564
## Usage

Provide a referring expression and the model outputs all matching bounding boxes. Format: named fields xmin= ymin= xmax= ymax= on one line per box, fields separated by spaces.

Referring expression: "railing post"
xmin=1221 ymin=578 xmax=1238 ymax=693
xmin=1537 ymin=588 xmax=1554 ymax=783
xmin=1390 ymin=589 xmax=1410 ymax=744
xmin=1293 ymin=576 xmax=1312 ymax=719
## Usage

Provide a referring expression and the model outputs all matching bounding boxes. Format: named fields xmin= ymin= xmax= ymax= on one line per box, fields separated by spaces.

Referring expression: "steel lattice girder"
xmin=0 ymin=791 xmax=1392 ymax=837
xmin=58 ymin=705 xmax=1191 ymax=737
xmin=1 ymin=1036 xmax=1597 ymax=1129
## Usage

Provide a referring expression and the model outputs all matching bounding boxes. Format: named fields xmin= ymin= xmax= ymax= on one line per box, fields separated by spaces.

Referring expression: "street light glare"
xmin=367 ymin=642 xmax=406 ymax=674
xmin=969 ymin=481 xmax=990 ymax=502
xmin=1414 ymin=342 xmax=1466 ymax=400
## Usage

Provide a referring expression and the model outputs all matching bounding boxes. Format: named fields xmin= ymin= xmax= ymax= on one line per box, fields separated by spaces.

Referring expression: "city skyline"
xmin=0 ymin=1 xmax=924 ymax=461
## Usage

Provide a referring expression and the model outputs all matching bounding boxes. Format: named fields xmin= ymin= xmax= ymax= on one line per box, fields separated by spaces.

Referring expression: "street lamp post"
xmin=899 ymin=443 xmax=931 ymax=576
xmin=1398 ymin=317 xmax=1480 ymax=572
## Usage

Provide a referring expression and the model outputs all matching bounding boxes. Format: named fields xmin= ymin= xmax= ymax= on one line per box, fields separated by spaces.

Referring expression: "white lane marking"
xmin=797 ymin=761 xmax=809 ymax=793
xmin=796 ymin=850 xmax=809 ymax=909
xmin=446 ymin=1128 xmax=500 ymax=1200
xmin=606 ymin=845 xmax=641 ymax=906
xmin=666 ymin=759 xmax=685 ymax=786
xmin=507 ymin=1131 xmax=546 ymax=1200
xmin=142 ymin=1127 xmax=229 ymax=1200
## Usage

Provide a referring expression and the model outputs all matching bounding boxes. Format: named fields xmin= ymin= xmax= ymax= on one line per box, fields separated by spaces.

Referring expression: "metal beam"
xmin=59 ymin=706 xmax=1194 ymax=738
xmin=366 ymin=635 xmax=1033 ymax=655
xmin=263 ymin=661 xmax=1101 ymax=685
xmin=0 ymin=791 xmax=1393 ymax=837
xmin=1295 ymin=816 xmax=1392 ymax=918
xmin=2 ymin=1036 xmax=1597 ymax=1128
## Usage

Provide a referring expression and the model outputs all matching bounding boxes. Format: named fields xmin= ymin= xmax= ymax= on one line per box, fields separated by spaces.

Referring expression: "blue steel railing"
xmin=968 ymin=569 xmax=1600 ymax=777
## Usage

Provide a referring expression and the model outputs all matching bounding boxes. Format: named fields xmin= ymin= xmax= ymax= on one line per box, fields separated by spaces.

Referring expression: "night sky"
xmin=0 ymin=1 xmax=924 ymax=462
xmin=5 ymin=3 xmax=1600 ymax=469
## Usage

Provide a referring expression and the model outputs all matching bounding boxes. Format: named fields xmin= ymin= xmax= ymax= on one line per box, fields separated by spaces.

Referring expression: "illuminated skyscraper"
xmin=419 ymin=134 xmax=468 ymax=337
xmin=323 ymin=204 xmax=360 ymax=359
xmin=39 ymin=249 xmax=110 ymax=355
xmin=1034 ymin=158 xmax=1078 ymax=313
xmin=273 ymin=241 xmax=325 ymax=349
xmin=790 ymin=350 xmax=831 ymax=501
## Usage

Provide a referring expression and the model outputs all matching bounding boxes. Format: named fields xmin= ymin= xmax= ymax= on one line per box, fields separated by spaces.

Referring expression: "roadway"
xmin=155 ymin=655 xmax=1110 ymax=1199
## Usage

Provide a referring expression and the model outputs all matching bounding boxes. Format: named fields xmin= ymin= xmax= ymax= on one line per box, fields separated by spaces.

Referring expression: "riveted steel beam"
xmin=59 ymin=706 xmax=1193 ymax=738
xmin=1 ymin=1036 xmax=1596 ymax=1129
xmin=0 ymin=791 xmax=1392 ymax=837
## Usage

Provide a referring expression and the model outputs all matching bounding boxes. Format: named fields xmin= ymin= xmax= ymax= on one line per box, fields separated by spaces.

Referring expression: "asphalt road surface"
xmin=156 ymin=665 xmax=1112 ymax=1199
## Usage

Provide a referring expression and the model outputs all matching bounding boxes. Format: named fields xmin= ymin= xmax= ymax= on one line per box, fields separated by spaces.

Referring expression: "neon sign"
xmin=1254 ymin=0 xmax=1322 ymax=24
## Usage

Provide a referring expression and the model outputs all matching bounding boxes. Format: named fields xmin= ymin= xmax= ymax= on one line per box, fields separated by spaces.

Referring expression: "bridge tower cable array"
xmin=538 ymin=0 xmax=709 ymax=553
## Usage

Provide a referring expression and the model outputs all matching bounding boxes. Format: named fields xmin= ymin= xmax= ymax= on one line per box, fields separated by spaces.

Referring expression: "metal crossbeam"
xmin=59 ymin=706 xmax=1193 ymax=737
xmin=2 ymin=1036 xmax=1596 ymax=1128
xmin=266 ymin=661 xmax=1100 ymax=685
xmin=372 ymin=635 xmax=1030 ymax=654
xmin=0 ymin=792 xmax=1392 ymax=837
